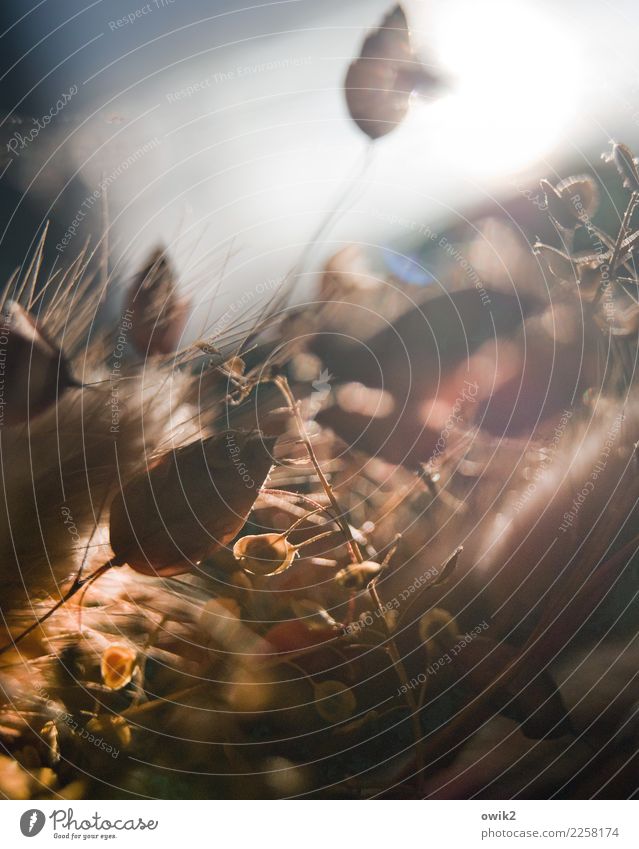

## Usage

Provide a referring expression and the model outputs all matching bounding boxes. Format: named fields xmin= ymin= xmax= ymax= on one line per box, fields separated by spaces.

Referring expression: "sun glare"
xmin=413 ymin=0 xmax=583 ymax=177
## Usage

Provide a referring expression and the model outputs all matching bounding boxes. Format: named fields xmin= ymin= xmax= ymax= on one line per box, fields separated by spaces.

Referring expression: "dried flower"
xmin=109 ymin=431 xmax=276 ymax=576
xmin=101 ymin=643 xmax=137 ymax=690
xmin=232 ymin=533 xmax=297 ymax=576
xmin=0 ymin=300 xmax=79 ymax=426
xmin=4 ymin=45 xmax=639 ymax=804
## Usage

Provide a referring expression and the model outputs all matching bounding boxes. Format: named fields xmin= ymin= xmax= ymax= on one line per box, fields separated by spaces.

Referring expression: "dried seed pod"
xmin=556 ymin=175 xmax=599 ymax=219
xmin=313 ymin=680 xmax=356 ymax=723
xmin=109 ymin=431 xmax=276 ymax=576
xmin=233 ymin=533 xmax=297 ymax=576
xmin=0 ymin=300 xmax=80 ymax=426
xmin=127 ymin=247 xmax=190 ymax=355
xmin=603 ymin=142 xmax=639 ymax=192
xmin=100 ymin=642 xmax=137 ymax=690
xmin=540 ymin=174 xmax=599 ymax=229
xmin=335 ymin=560 xmax=381 ymax=590
xmin=344 ymin=5 xmax=440 ymax=140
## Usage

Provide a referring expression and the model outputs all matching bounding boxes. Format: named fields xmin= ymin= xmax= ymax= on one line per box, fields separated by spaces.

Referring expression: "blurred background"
xmin=1 ymin=0 xmax=639 ymax=324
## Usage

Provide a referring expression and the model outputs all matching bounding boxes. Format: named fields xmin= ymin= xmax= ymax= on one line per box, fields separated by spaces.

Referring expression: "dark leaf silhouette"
xmin=453 ymin=637 xmax=570 ymax=739
xmin=312 ymin=288 xmax=539 ymax=463
xmin=344 ymin=5 xmax=441 ymax=139
xmin=127 ymin=247 xmax=190 ymax=356
xmin=0 ymin=300 xmax=80 ymax=426
xmin=109 ymin=431 xmax=276 ymax=576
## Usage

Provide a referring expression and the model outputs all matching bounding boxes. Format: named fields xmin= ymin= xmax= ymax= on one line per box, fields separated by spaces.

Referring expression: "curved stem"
xmin=274 ymin=375 xmax=363 ymax=563
xmin=294 ymin=528 xmax=342 ymax=550
xmin=267 ymin=144 xmax=376 ymax=318
xmin=292 ymin=144 xmax=376 ymax=277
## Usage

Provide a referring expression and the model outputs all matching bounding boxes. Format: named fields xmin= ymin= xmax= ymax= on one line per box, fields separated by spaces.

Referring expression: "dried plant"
xmin=344 ymin=4 xmax=442 ymax=140
xmin=0 ymin=3 xmax=638 ymax=802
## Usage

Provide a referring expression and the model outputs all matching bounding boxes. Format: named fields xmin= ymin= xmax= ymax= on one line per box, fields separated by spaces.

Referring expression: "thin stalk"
xmin=278 ymin=505 xmax=331 ymax=536
xmin=611 ymin=192 xmax=639 ymax=271
xmin=592 ymin=192 xmax=638 ymax=311
xmin=264 ymin=144 xmax=376 ymax=322
xmin=274 ymin=375 xmax=363 ymax=563
xmin=0 ymin=561 xmax=113 ymax=657
xmin=122 ymin=685 xmax=201 ymax=719
xmin=294 ymin=529 xmax=342 ymax=550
